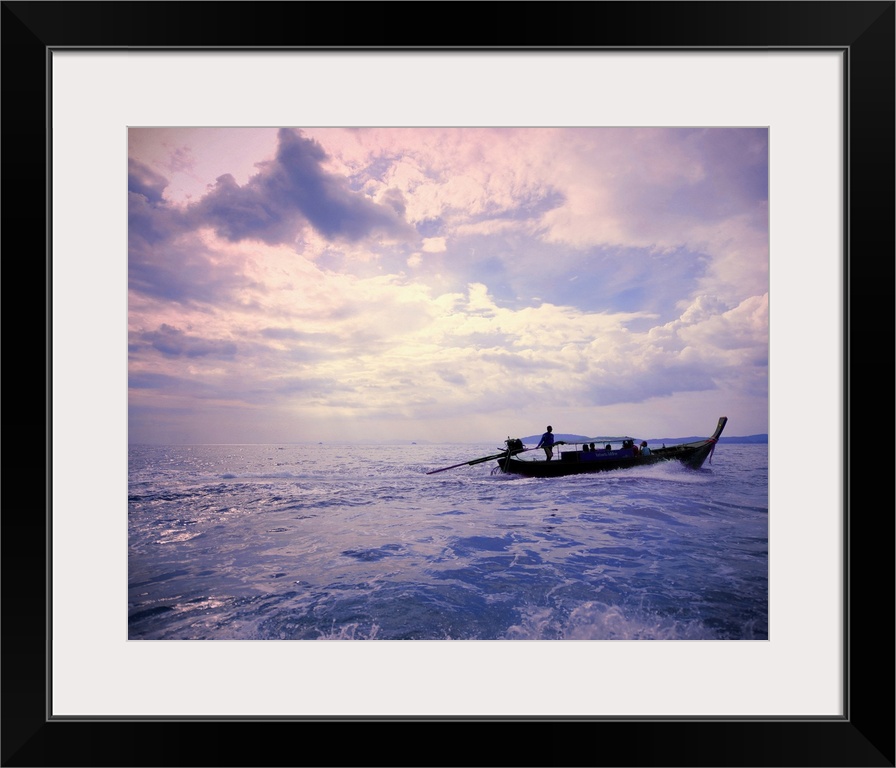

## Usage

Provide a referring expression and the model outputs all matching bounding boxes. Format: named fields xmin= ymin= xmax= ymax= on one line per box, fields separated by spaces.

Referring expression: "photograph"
xmin=4 ymin=0 xmax=892 ymax=764
xmin=127 ymin=126 xmax=770 ymax=642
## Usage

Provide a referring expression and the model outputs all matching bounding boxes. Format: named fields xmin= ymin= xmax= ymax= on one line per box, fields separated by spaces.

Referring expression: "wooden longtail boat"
xmin=492 ymin=417 xmax=728 ymax=477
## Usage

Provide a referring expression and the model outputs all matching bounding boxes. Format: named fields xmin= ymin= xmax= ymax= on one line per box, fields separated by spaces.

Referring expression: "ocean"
xmin=128 ymin=442 xmax=768 ymax=641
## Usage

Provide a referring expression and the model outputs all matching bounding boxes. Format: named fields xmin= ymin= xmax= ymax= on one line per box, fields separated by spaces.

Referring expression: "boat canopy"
xmin=545 ymin=436 xmax=638 ymax=444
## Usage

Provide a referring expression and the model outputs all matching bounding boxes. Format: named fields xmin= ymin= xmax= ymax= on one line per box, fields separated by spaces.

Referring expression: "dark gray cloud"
xmin=128 ymin=371 xmax=182 ymax=390
xmin=135 ymin=324 xmax=238 ymax=359
xmin=260 ymin=327 xmax=323 ymax=341
xmin=128 ymin=130 xmax=418 ymax=308
xmin=128 ymin=158 xmax=168 ymax=204
xmin=379 ymin=187 xmax=408 ymax=217
xmin=438 ymin=370 xmax=467 ymax=386
xmin=612 ymin=128 xmax=768 ymax=234
xmin=129 ymin=235 xmax=256 ymax=306
xmin=190 ymin=128 xmax=415 ymax=245
xmin=128 ymin=165 xmax=190 ymax=247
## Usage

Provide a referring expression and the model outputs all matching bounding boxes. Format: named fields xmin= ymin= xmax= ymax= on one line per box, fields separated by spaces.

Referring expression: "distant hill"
xmin=653 ymin=434 xmax=767 ymax=445
xmin=718 ymin=434 xmax=767 ymax=444
xmin=519 ymin=433 xmax=768 ymax=445
xmin=648 ymin=435 xmax=768 ymax=444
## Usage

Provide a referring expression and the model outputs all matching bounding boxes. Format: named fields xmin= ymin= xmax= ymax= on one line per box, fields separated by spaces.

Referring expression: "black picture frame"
xmin=4 ymin=2 xmax=893 ymax=766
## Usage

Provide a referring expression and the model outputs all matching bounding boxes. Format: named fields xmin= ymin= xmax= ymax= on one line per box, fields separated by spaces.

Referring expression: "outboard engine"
xmin=505 ymin=438 xmax=524 ymax=452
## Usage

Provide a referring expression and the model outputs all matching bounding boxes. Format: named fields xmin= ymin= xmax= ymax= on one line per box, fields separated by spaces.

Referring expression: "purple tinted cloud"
xmin=129 ymin=235 xmax=256 ymax=306
xmin=126 ymin=127 xmax=770 ymax=443
xmin=136 ymin=324 xmax=238 ymax=359
xmin=128 ymin=158 xmax=168 ymax=204
xmin=190 ymin=128 xmax=414 ymax=245
xmin=128 ymin=130 xmax=417 ymax=307
xmin=129 ymin=161 xmax=190 ymax=247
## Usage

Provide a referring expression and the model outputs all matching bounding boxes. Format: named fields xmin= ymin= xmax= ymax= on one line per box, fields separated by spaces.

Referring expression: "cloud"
xmin=190 ymin=128 xmax=416 ymax=245
xmin=129 ymin=232 xmax=258 ymax=307
xmin=135 ymin=324 xmax=238 ymax=359
xmin=421 ymin=237 xmax=447 ymax=253
xmin=129 ymin=129 xmax=418 ymax=270
xmin=127 ymin=127 xmax=769 ymax=443
xmin=128 ymin=158 xmax=168 ymax=204
xmin=128 ymin=160 xmax=191 ymax=247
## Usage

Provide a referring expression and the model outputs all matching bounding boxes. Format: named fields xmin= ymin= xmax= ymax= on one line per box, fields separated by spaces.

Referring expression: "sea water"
xmin=128 ymin=443 xmax=768 ymax=640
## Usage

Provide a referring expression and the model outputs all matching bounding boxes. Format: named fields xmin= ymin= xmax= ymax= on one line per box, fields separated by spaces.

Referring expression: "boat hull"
xmin=495 ymin=417 xmax=727 ymax=478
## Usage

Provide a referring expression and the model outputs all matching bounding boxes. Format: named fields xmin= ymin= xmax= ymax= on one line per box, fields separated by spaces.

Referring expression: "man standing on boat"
xmin=537 ymin=426 xmax=555 ymax=461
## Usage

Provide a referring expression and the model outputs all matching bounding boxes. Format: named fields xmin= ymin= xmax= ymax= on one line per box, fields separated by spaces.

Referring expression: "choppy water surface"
xmin=128 ymin=442 xmax=768 ymax=640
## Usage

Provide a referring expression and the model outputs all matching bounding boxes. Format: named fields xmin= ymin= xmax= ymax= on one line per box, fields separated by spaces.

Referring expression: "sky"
xmin=128 ymin=127 xmax=768 ymax=445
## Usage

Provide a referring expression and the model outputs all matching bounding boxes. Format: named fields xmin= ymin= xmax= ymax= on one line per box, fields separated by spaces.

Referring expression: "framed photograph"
xmin=6 ymin=1 xmax=892 ymax=765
